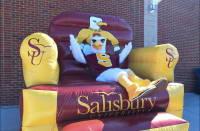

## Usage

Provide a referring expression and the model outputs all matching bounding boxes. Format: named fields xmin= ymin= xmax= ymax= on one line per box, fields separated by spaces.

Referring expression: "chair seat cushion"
xmin=21 ymin=81 xmax=184 ymax=129
xmin=31 ymin=81 xmax=169 ymax=123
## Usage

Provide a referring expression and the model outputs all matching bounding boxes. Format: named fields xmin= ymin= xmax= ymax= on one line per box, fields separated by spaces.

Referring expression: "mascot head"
xmin=90 ymin=33 xmax=107 ymax=54
xmin=89 ymin=16 xmax=107 ymax=30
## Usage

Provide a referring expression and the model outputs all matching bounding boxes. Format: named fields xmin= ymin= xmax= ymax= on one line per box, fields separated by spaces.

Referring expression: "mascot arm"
xmin=76 ymin=29 xmax=90 ymax=44
xmin=69 ymin=34 xmax=87 ymax=64
xmin=103 ymin=31 xmax=120 ymax=52
xmin=119 ymin=42 xmax=132 ymax=64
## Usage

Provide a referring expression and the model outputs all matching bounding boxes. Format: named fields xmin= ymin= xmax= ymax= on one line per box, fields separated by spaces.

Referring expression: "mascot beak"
xmin=93 ymin=42 xmax=103 ymax=50
xmin=97 ymin=22 xmax=107 ymax=26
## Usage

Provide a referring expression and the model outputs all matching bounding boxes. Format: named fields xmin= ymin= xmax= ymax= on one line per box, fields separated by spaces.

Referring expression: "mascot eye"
xmin=92 ymin=39 xmax=96 ymax=43
xmin=93 ymin=20 xmax=96 ymax=23
xmin=101 ymin=39 xmax=105 ymax=43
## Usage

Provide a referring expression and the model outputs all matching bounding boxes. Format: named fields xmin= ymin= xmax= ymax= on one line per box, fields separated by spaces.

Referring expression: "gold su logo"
xmin=166 ymin=48 xmax=177 ymax=68
xmin=28 ymin=38 xmax=51 ymax=65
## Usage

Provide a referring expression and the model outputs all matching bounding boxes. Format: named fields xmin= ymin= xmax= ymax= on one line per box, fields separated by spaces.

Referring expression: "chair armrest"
xmin=128 ymin=44 xmax=179 ymax=81
xmin=166 ymin=83 xmax=184 ymax=118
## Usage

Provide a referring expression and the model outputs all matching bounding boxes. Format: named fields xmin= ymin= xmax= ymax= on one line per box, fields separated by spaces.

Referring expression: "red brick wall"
xmin=158 ymin=0 xmax=200 ymax=91
xmin=0 ymin=0 xmax=144 ymax=105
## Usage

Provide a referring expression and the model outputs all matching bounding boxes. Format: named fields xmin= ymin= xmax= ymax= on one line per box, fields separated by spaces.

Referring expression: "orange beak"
xmin=97 ymin=22 xmax=107 ymax=26
xmin=93 ymin=42 xmax=102 ymax=50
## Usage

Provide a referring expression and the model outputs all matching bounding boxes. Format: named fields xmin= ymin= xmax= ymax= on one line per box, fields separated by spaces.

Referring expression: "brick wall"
xmin=0 ymin=0 xmax=144 ymax=105
xmin=158 ymin=0 xmax=200 ymax=91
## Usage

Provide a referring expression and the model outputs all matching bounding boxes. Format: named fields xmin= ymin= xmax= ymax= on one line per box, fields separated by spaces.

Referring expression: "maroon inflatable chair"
xmin=20 ymin=12 xmax=189 ymax=131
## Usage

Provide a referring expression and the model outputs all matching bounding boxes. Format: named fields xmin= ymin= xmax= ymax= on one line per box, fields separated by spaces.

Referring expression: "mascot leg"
xmin=125 ymin=69 xmax=151 ymax=86
xmin=118 ymin=73 xmax=168 ymax=100
xmin=97 ymin=68 xmax=168 ymax=100
xmin=118 ymin=73 xmax=153 ymax=100
xmin=125 ymin=69 xmax=168 ymax=89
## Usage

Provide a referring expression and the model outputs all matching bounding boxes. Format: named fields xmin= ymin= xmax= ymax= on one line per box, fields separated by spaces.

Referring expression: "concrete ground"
xmin=183 ymin=93 xmax=200 ymax=131
xmin=0 ymin=93 xmax=199 ymax=131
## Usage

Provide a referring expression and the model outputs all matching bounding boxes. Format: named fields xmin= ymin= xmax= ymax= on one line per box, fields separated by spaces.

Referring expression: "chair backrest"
xmin=49 ymin=12 xmax=133 ymax=76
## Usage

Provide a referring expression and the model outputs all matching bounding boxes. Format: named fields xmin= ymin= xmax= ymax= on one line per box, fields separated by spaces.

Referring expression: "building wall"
xmin=0 ymin=0 xmax=144 ymax=105
xmin=158 ymin=0 xmax=200 ymax=91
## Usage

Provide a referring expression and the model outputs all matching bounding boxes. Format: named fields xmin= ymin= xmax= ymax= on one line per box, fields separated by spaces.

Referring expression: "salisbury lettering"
xmin=77 ymin=92 xmax=157 ymax=115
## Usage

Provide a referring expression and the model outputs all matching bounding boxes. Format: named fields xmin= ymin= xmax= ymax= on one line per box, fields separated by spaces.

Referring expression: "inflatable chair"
xmin=20 ymin=12 xmax=189 ymax=131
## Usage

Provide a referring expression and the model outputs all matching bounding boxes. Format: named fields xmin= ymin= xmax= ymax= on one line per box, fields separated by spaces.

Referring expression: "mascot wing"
xmin=69 ymin=34 xmax=87 ymax=64
xmin=119 ymin=42 xmax=132 ymax=64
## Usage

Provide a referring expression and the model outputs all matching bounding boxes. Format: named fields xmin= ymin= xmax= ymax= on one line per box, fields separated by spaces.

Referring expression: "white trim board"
xmin=144 ymin=0 xmax=158 ymax=47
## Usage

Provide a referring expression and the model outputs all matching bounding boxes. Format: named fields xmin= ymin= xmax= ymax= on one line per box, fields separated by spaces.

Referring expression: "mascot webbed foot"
xmin=129 ymin=78 xmax=168 ymax=101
